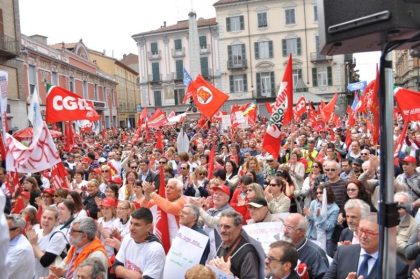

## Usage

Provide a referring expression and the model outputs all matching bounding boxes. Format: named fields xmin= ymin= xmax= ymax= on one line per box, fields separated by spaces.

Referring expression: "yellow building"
xmin=88 ymin=49 xmax=140 ymax=127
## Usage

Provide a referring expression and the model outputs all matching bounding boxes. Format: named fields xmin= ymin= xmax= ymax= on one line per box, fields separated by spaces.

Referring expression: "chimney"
xmin=164 ymin=21 xmax=166 ymax=27
xmin=29 ymin=34 xmax=48 ymax=45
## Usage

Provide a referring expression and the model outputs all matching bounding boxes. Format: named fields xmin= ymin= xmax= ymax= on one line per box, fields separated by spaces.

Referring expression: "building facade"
xmin=394 ymin=49 xmax=420 ymax=91
xmin=88 ymin=49 xmax=140 ymax=127
xmin=0 ymin=0 xmax=26 ymax=131
xmin=21 ymin=35 xmax=118 ymax=129
xmin=132 ymin=17 xmax=220 ymax=113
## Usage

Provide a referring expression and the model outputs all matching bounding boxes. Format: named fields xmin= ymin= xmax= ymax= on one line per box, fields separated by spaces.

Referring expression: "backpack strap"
xmin=49 ymin=230 xmax=70 ymax=259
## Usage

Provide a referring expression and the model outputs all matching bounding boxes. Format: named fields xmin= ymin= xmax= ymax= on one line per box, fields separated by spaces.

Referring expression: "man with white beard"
xmin=282 ymin=213 xmax=329 ymax=279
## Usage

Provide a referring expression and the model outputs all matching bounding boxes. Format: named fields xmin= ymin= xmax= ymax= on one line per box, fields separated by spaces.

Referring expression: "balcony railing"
xmin=200 ymin=44 xmax=210 ymax=54
xmin=227 ymin=58 xmax=248 ymax=70
xmin=310 ymin=52 xmax=333 ymax=63
xmin=171 ymin=48 xmax=185 ymax=58
xmin=256 ymin=90 xmax=276 ymax=99
xmin=0 ymin=33 xmax=19 ymax=58
xmin=148 ymin=74 xmax=162 ymax=84
xmin=147 ymin=50 xmax=161 ymax=60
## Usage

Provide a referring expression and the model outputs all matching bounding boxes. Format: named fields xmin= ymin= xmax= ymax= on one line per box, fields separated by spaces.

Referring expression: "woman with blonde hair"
xmin=185 ymin=265 xmax=216 ymax=279
xmin=241 ymin=156 xmax=265 ymax=186
xmin=190 ymin=166 xmax=209 ymax=197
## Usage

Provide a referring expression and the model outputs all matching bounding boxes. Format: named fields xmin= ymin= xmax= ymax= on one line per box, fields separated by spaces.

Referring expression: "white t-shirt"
xmin=35 ymin=228 xmax=68 ymax=277
xmin=98 ymin=217 xmax=119 ymax=257
xmin=116 ymin=235 xmax=165 ymax=279
xmin=6 ymin=234 xmax=36 ymax=279
xmin=116 ymin=217 xmax=131 ymax=238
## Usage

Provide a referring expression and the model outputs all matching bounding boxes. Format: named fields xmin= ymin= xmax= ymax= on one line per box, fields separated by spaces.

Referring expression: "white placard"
xmin=163 ymin=225 xmax=209 ymax=279
xmin=221 ymin=115 xmax=231 ymax=129
xmin=242 ymin=221 xmax=284 ymax=254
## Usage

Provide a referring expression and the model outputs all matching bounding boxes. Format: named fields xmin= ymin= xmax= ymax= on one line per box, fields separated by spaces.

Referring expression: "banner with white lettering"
xmin=242 ymin=220 xmax=286 ymax=254
xmin=45 ymin=86 xmax=100 ymax=123
xmin=163 ymin=225 xmax=209 ymax=279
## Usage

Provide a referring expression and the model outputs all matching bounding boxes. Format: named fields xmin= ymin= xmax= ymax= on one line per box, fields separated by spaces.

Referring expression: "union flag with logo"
xmin=263 ymin=54 xmax=293 ymax=159
xmin=189 ymin=75 xmax=229 ymax=118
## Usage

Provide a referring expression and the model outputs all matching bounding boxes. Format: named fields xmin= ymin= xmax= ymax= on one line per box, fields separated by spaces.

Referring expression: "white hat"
xmin=98 ymin=157 xmax=106 ymax=163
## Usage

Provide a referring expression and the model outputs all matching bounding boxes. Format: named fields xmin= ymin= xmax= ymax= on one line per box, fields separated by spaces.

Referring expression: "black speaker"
xmin=318 ymin=0 xmax=420 ymax=55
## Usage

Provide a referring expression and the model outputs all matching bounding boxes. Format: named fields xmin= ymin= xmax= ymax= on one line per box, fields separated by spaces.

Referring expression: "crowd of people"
xmin=0 ymin=116 xmax=420 ymax=279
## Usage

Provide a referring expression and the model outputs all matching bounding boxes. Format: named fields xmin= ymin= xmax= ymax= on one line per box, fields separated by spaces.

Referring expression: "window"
xmin=69 ymin=77 xmax=74 ymax=92
xmin=314 ymin=6 xmax=318 ymax=21
xmin=257 ymin=12 xmax=267 ymax=28
xmin=315 ymin=35 xmax=320 ymax=54
xmin=293 ymin=69 xmax=303 ymax=86
xmin=174 ymin=88 xmax=185 ymax=105
xmin=51 ymin=71 xmax=58 ymax=86
xmin=174 ymin=39 xmax=182 ymax=50
xmin=285 ymin=8 xmax=296 ymax=25
xmin=256 ymin=72 xmax=275 ymax=97
xmin=201 ymin=57 xmax=209 ymax=79
xmin=199 ymin=36 xmax=207 ymax=50
xmin=151 ymin=42 xmax=158 ymax=55
xmin=152 ymin=62 xmax=160 ymax=81
xmin=312 ymin=66 xmax=332 ymax=87
xmin=29 ymin=65 xmax=36 ymax=94
xmin=255 ymin=41 xmax=273 ymax=59
xmin=154 ymin=90 xmax=162 ymax=107
xmin=104 ymin=87 xmax=108 ymax=107
xmin=94 ymin=84 xmax=98 ymax=100
xmin=226 ymin=16 xmax=244 ymax=32
xmin=228 ymin=44 xmax=246 ymax=66
xmin=83 ymin=81 xmax=88 ymax=98
xmin=175 ymin=60 xmax=183 ymax=80
xmin=282 ymin=38 xmax=301 ymax=56
xmin=229 ymin=74 xmax=247 ymax=93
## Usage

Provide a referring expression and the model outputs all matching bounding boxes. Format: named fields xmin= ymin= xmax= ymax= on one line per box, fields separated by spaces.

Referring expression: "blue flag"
xmin=351 ymin=93 xmax=359 ymax=111
xmin=183 ymin=68 xmax=192 ymax=87
xmin=347 ymin=81 xmax=367 ymax=92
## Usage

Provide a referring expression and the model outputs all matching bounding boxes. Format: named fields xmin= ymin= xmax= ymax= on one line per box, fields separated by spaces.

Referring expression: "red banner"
xmin=294 ymin=96 xmax=307 ymax=119
xmin=147 ymin=109 xmax=168 ymax=128
xmin=395 ymin=87 xmax=420 ymax=122
xmin=46 ymin=86 xmax=100 ymax=123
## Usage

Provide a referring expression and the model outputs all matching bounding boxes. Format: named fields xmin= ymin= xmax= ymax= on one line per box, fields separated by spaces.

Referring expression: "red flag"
xmin=145 ymin=123 xmax=150 ymax=142
xmin=262 ymin=54 xmax=293 ymax=158
xmin=394 ymin=120 xmax=410 ymax=157
xmin=321 ymin=93 xmax=338 ymax=122
xmin=147 ymin=109 xmax=168 ymax=128
xmin=0 ymin=134 xmax=6 ymax=160
xmin=294 ymin=96 xmax=307 ymax=119
xmin=46 ymin=86 xmax=100 ymax=123
xmin=137 ymin=107 xmax=148 ymax=128
xmin=50 ymin=162 xmax=70 ymax=189
xmin=207 ymin=144 xmax=216 ymax=180
xmin=155 ymin=166 xmax=171 ymax=254
xmin=370 ymin=66 xmax=380 ymax=145
xmin=241 ymin=103 xmax=257 ymax=125
xmin=395 ymin=87 xmax=420 ymax=122
xmin=64 ymin=121 xmax=75 ymax=152
xmin=190 ymin=75 xmax=229 ymax=118
xmin=156 ymin=130 xmax=164 ymax=150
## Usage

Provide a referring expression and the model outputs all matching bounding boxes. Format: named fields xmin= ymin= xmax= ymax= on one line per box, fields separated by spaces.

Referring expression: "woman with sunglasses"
xmin=191 ymin=166 xmax=209 ymax=197
xmin=301 ymin=161 xmax=327 ymax=208
xmin=304 ymin=183 xmax=339 ymax=257
xmin=265 ymin=177 xmax=291 ymax=213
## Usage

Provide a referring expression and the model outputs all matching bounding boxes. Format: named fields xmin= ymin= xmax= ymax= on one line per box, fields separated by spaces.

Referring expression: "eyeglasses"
xmin=9 ymin=227 xmax=18 ymax=231
xmin=70 ymin=228 xmax=84 ymax=234
xmin=102 ymin=170 xmax=109 ymax=173
xmin=313 ymin=165 xmax=319 ymax=168
xmin=117 ymin=207 xmax=129 ymax=210
xmin=361 ymin=153 xmax=369 ymax=156
xmin=324 ymin=169 xmax=336 ymax=172
xmin=267 ymin=160 xmax=273 ymax=163
xmin=54 ymin=195 xmax=60 ymax=198
xmin=159 ymin=162 xmax=166 ymax=164
xmin=316 ymin=191 xmax=323 ymax=195
xmin=181 ymin=167 xmax=188 ymax=170
xmin=199 ymin=173 xmax=206 ymax=176
xmin=269 ymin=184 xmax=278 ymax=187
xmin=358 ymin=228 xmax=379 ymax=237
xmin=266 ymin=255 xmax=284 ymax=264
xmin=130 ymin=166 xmax=138 ymax=169
xmin=283 ymin=224 xmax=299 ymax=231
xmin=347 ymin=188 xmax=358 ymax=192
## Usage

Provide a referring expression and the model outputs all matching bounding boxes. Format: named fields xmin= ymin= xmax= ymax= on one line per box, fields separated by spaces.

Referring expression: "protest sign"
xmin=242 ymin=221 xmax=285 ymax=254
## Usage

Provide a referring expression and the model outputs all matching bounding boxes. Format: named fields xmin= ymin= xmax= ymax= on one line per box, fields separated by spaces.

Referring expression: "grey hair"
xmin=77 ymin=257 xmax=106 ymax=279
xmin=220 ymin=210 xmax=243 ymax=226
xmin=168 ymin=178 xmax=183 ymax=192
xmin=344 ymin=199 xmax=371 ymax=218
xmin=184 ymin=204 xmax=200 ymax=222
xmin=294 ymin=213 xmax=309 ymax=233
xmin=6 ymin=214 xmax=26 ymax=231
xmin=394 ymin=191 xmax=413 ymax=204
xmin=74 ymin=217 xmax=97 ymax=241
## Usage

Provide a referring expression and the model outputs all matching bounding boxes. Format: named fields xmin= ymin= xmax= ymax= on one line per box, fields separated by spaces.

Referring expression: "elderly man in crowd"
xmin=247 ymin=197 xmax=280 ymax=224
xmin=114 ymin=208 xmax=165 ymax=279
xmin=48 ymin=217 xmax=108 ymax=279
xmin=5 ymin=214 xmax=35 ymax=279
xmin=324 ymin=213 xmax=408 ymax=279
xmin=210 ymin=210 xmax=265 ymax=279
xmin=282 ymin=213 xmax=329 ymax=279
xmin=323 ymin=160 xmax=347 ymax=210
xmin=75 ymin=257 xmax=107 ymax=279
xmin=338 ymin=199 xmax=371 ymax=245
xmin=394 ymin=191 xmax=417 ymax=260
xmin=396 ymin=156 xmax=420 ymax=212
xmin=265 ymin=241 xmax=300 ymax=279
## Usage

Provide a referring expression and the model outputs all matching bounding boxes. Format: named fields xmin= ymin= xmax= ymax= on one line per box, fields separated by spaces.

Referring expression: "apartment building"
xmin=88 ymin=49 xmax=140 ymax=128
xmin=21 ymin=35 xmax=118 ymax=129
xmin=132 ymin=17 xmax=219 ymax=113
xmin=0 ymin=0 xmax=26 ymax=131
xmin=394 ymin=49 xmax=420 ymax=91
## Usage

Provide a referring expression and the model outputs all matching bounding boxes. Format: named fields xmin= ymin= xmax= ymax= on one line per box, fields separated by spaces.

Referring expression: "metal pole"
xmin=378 ymin=50 xmax=398 ymax=279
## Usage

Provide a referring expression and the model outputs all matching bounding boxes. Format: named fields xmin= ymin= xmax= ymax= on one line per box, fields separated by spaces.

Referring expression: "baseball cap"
xmin=21 ymin=191 xmax=30 ymax=200
xmin=211 ymin=184 xmax=230 ymax=196
xmin=109 ymin=176 xmax=123 ymax=185
xmin=81 ymin=157 xmax=90 ymax=164
xmin=98 ymin=157 xmax=106 ymax=163
xmin=43 ymin=188 xmax=55 ymax=196
xmin=403 ymin=156 xmax=417 ymax=164
xmin=352 ymin=158 xmax=364 ymax=166
xmin=266 ymin=155 xmax=274 ymax=161
xmin=248 ymin=197 xmax=268 ymax=208
xmin=101 ymin=198 xmax=117 ymax=208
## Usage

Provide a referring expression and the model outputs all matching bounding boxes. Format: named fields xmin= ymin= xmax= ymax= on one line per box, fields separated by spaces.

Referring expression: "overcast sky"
xmin=19 ymin=0 xmax=379 ymax=82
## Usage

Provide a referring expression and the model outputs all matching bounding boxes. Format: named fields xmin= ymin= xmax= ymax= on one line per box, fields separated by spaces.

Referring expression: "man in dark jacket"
xmin=265 ymin=240 xmax=300 ymax=279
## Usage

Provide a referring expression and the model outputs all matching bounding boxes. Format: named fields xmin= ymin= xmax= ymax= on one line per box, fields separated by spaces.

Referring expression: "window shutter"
xmin=327 ymin=66 xmax=333 ymax=86
xmin=243 ymin=74 xmax=248 ymax=92
xmin=241 ymin=44 xmax=246 ymax=60
xmin=228 ymin=45 xmax=232 ymax=65
xmin=240 ymin=16 xmax=245 ymax=30
xmin=229 ymin=76 xmax=234 ymax=93
xmin=312 ymin=68 xmax=318 ymax=87
xmin=270 ymin=72 xmax=275 ymax=96
xmin=199 ymin=36 xmax=207 ymax=47
xmin=256 ymin=73 xmax=261 ymax=96
xmin=151 ymin=42 xmax=157 ymax=53
xmin=297 ymin=38 xmax=302 ymax=56
xmin=201 ymin=57 xmax=209 ymax=78
xmin=174 ymin=39 xmax=182 ymax=50
xmin=282 ymin=39 xmax=287 ymax=57
xmin=226 ymin=17 xmax=231 ymax=32
xmin=176 ymin=60 xmax=183 ymax=80
xmin=269 ymin=41 xmax=273 ymax=58
xmin=258 ymin=13 xmax=262 ymax=27
xmin=152 ymin=62 xmax=160 ymax=80
xmin=254 ymin=42 xmax=259 ymax=59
